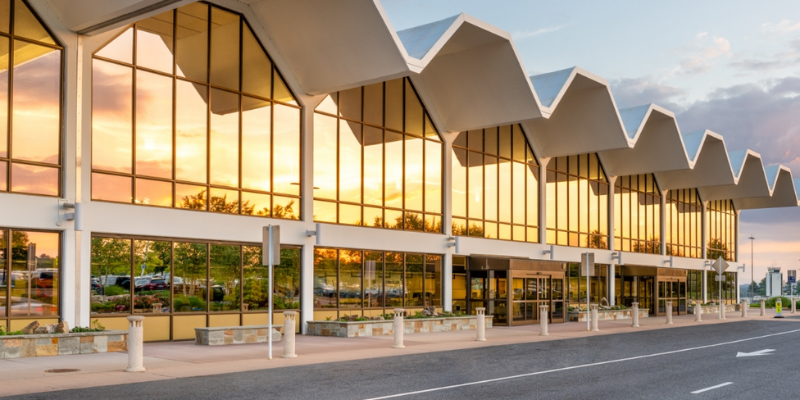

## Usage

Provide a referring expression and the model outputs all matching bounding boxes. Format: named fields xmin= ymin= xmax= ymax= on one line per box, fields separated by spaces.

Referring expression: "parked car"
xmin=133 ymin=277 xmax=152 ymax=292
xmin=142 ymin=279 xmax=169 ymax=291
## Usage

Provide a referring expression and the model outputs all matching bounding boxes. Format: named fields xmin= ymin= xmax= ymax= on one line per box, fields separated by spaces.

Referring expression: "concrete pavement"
xmin=0 ymin=309 xmax=789 ymax=397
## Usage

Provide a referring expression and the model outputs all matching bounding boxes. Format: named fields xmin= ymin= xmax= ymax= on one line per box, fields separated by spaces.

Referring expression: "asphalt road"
xmin=6 ymin=320 xmax=800 ymax=400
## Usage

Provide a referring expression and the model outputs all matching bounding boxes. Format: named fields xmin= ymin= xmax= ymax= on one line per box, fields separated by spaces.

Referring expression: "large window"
xmin=707 ymin=199 xmax=736 ymax=261
xmin=1 ymin=229 xmax=60 ymax=330
xmin=313 ymin=247 xmax=441 ymax=317
xmin=90 ymin=235 xmax=300 ymax=335
xmin=313 ymin=78 xmax=443 ymax=232
xmin=614 ymin=174 xmax=661 ymax=254
xmin=707 ymin=271 xmax=737 ymax=304
xmin=91 ymin=3 xmax=300 ymax=219
xmin=451 ymin=125 xmax=539 ymax=242
xmin=546 ymin=154 xmax=609 ymax=248
xmin=0 ymin=0 xmax=62 ymax=196
xmin=665 ymin=188 xmax=701 ymax=258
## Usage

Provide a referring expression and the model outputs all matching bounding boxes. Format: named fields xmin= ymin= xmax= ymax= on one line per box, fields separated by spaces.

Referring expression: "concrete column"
xmin=476 ymin=307 xmax=486 ymax=341
xmin=695 ymin=301 xmax=702 ymax=322
xmin=792 ymin=297 xmax=796 ymax=314
xmin=760 ymin=299 xmax=766 ymax=316
xmin=741 ymin=300 xmax=747 ymax=318
xmin=666 ymin=300 xmax=673 ymax=325
xmin=590 ymin=304 xmax=599 ymax=332
xmin=442 ymin=136 xmax=455 ymax=312
xmin=608 ymin=264 xmax=615 ymax=307
xmin=538 ymin=157 xmax=550 ymax=245
xmin=539 ymin=304 xmax=549 ymax=336
xmin=607 ymin=177 xmax=616 ymax=306
xmin=660 ymin=190 xmax=667 ymax=256
xmin=125 ymin=316 xmax=145 ymax=372
xmin=392 ymin=309 xmax=405 ymax=349
xmin=300 ymin=244 xmax=314 ymax=334
xmin=720 ymin=301 xmax=726 ymax=320
xmin=631 ymin=302 xmax=639 ymax=328
xmin=443 ymin=253 xmax=453 ymax=312
xmin=282 ymin=311 xmax=297 ymax=358
xmin=702 ymin=270 xmax=708 ymax=304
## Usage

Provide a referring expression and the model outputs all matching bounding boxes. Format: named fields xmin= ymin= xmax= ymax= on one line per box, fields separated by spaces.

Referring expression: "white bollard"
xmin=760 ymin=299 xmax=766 ymax=316
xmin=282 ymin=311 xmax=297 ymax=358
xmin=741 ymin=300 xmax=747 ymax=318
xmin=665 ymin=301 xmax=673 ymax=325
xmin=392 ymin=308 xmax=405 ymax=349
xmin=792 ymin=297 xmax=797 ymax=314
xmin=694 ymin=302 xmax=702 ymax=322
xmin=590 ymin=304 xmax=599 ymax=332
xmin=125 ymin=316 xmax=145 ymax=372
xmin=631 ymin=302 xmax=640 ymax=328
xmin=539 ymin=304 xmax=549 ymax=336
xmin=476 ymin=307 xmax=486 ymax=341
xmin=721 ymin=302 xmax=726 ymax=320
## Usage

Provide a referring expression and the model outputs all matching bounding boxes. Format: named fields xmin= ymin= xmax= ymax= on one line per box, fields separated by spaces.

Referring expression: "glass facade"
xmin=665 ymin=188 xmax=702 ymax=258
xmin=313 ymin=78 xmax=443 ymax=232
xmin=567 ymin=263 xmax=607 ymax=306
xmin=687 ymin=270 xmax=702 ymax=301
xmin=313 ymin=247 xmax=441 ymax=317
xmin=91 ymin=3 xmax=301 ymax=219
xmin=0 ymin=228 xmax=60 ymax=330
xmin=614 ymin=174 xmax=661 ymax=254
xmin=546 ymin=154 xmax=609 ymax=248
xmin=90 ymin=235 xmax=300 ymax=337
xmin=0 ymin=0 xmax=62 ymax=197
xmin=707 ymin=199 xmax=736 ymax=261
xmin=451 ymin=124 xmax=539 ymax=242
xmin=707 ymin=271 xmax=737 ymax=304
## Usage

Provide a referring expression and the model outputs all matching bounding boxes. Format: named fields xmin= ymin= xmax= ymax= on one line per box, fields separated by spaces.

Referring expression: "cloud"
xmin=761 ymin=20 xmax=800 ymax=33
xmin=609 ymin=76 xmax=686 ymax=110
xmin=730 ymin=37 xmax=800 ymax=73
xmin=675 ymin=36 xmax=731 ymax=76
xmin=696 ymin=32 xmax=708 ymax=39
xmin=511 ymin=26 xmax=562 ymax=40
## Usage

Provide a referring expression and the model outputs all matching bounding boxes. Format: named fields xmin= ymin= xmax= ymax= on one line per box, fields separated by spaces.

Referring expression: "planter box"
xmin=0 ymin=330 xmax=128 ymax=359
xmin=568 ymin=309 xmax=648 ymax=322
xmin=194 ymin=325 xmax=282 ymax=346
xmin=688 ymin=304 xmax=739 ymax=314
xmin=307 ymin=316 xmax=493 ymax=338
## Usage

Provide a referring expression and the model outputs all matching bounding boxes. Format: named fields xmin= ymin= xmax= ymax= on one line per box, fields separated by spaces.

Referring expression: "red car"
xmin=141 ymin=279 xmax=169 ymax=291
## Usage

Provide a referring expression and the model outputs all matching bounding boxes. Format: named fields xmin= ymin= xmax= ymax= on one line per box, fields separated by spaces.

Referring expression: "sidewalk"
xmin=0 ymin=309 xmax=791 ymax=397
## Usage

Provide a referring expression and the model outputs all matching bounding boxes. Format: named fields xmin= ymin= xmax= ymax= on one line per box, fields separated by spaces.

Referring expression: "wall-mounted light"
xmin=611 ymin=252 xmax=622 ymax=264
xmin=663 ymin=256 xmax=674 ymax=268
xmin=541 ymin=245 xmax=554 ymax=260
xmin=306 ymin=223 xmax=322 ymax=245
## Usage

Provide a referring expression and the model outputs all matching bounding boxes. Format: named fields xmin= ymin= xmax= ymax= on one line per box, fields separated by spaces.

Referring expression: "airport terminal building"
xmin=1 ymin=0 xmax=797 ymax=340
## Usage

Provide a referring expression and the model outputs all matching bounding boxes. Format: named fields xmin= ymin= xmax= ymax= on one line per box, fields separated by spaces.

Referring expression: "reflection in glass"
xmin=8 ymin=231 xmax=58 ymax=316
xmin=96 ymin=27 xmax=133 ymax=64
xmin=339 ymin=120 xmax=361 ymax=203
xmin=133 ymin=240 xmax=171 ymax=313
xmin=175 ymin=81 xmax=207 ymax=183
xmin=176 ymin=184 xmax=206 ymax=210
xmin=92 ymin=173 xmax=131 ymax=203
xmin=385 ymin=252 xmax=403 ymax=308
xmin=0 ymin=36 xmax=6 ymax=158
xmin=209 ymin=7 xmax=239 ymax=90
xmin=0 ymin=161 xmax=6 ymax=190
xmin=175 ymin=2 xmax=208 ymax=82
xmin=210 ymin=89 xmax=239 ymax=187
xmin=364 ymin=251 xmax=383 ymax=308
xmin=314 ymin=248 xmax=337 ymax=309
xmin=242 ymin=24 xmax=271 ymax=99
xmin=546 ymin=154 xmax=608 ymax=248
xmin=92 ymin=60 xmax=132 ymax=173
xmin=90 ymin=237 xmax=131 ymax=314
xmin=135 ymin=10 xmax=174 ymax=74
xmin=14 ymin=0 xmax=54 ymax=44
xmin=135 ymin=178 xmax=172 ymax=207
xmin=173 ymin=242 xmax=207 ymax=312
xmin=210 ymin=244 xmax=240 ymax=311
xmin=338 ymin=250 xmax=362 ymax=308
xmin=242 ymin=97 xmax=271 ymax=192
xmin=12 ymin=42 xmax=59 ymax=164
xmin=135 ymin=71 xmax=173 ymax=178
xmin=10 ymin=163 xmax=58 ymax=195
xmin=209 ymin=187 xmax=239 ymax=214
xmin=273 ymin=104 xmax=300 ymax=195
xmin=406 ymin=254 xmax=423 ymax=307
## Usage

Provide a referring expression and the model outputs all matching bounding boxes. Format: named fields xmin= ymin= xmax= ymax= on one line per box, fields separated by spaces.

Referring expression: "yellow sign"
xmin=776 ymin=300 xmax=782 ymax=314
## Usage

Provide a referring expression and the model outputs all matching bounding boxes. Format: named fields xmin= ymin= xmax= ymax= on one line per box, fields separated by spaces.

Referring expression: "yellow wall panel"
xmin=313 ymin=310 xmax=337 ymax=321
xmin=10 ymin=318 xmax=58 ymax=331
xmin=172 ymin=315 xmax=206 ymax=340
xmin=93 ymin=317 xmax=129 ymax=331
xmin=143 ymin=316 xmax=170 ymax=342
xmin=209 ymin=314 xmax=240 ymax=328
xmin=242 ymin=313 xmax=269 ymax=326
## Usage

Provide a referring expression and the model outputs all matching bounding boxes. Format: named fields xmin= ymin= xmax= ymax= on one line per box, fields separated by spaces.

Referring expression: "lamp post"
xmin=749 ymin=235 xmax=755 ymax=300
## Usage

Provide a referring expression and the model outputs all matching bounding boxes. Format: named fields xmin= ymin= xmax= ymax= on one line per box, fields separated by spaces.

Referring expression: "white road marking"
xmin=736 ymin=349 xmax=775 ymax=357
xmin=691 ymin=382 xmax=733 ymax=394
xmin=364 ymin=328 xmax=800 ymax=400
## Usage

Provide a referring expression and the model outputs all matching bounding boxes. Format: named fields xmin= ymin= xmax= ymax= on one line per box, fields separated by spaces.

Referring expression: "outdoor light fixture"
xmin=446 ymin=237 xmax=456 ymax=247
xmin=663 ymin=256 xmax=674 ymax=268
xmin=306 ymin=223 xmax=322 ymax=245
xmin=57 ymin=200 xmax=81 ymax=229
xmin=542 ymin=245 xmax=554 ymax=260
xmin=611 ymin=252 xmax=622 ymax=264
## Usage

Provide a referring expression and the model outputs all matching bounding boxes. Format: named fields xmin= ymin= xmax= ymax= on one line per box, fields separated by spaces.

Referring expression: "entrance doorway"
xmin=511 ymin=275 xmax=564 ymax=325
xmin=658 ymin=279 xmax=686 ymax=315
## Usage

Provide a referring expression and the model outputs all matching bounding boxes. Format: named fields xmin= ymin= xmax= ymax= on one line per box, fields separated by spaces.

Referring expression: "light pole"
xmin=749 ymin=235 xmax=755 ymax=300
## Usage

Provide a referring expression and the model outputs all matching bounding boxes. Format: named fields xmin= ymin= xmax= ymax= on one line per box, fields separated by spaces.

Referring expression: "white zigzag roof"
xmin=75 ymin=0 xmax=796 ymax=210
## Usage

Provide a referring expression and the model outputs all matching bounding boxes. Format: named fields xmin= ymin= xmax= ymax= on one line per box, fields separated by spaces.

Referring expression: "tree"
xmin=707 ymin=238 xmax=728 ymax=261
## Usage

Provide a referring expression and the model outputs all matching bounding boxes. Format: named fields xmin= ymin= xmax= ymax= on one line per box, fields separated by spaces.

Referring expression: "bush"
xmin=103 ymin=285 xmax=125 ymax=297
xmin=0 ymin=326 xmax=24 ymax=336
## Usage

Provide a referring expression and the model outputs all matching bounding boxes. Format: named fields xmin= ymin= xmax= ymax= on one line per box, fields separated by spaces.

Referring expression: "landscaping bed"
xmin=688 ymin=303 xmax=739 ymax=314
xmin=307 ymin=311 xmax=493 ymax=338
xmin=195 ymin=325 xmax=282 ymax=346
xmin=568 ymin=307 xmax=649 ymax=322
xmin=1 ymin=321 xmax=126 ymax=359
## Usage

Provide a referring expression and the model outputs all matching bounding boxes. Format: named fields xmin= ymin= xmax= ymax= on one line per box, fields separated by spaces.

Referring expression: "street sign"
xmin=790 ymin=276 xmax=796 ymax=284
xmin=712 ymin=257 xmax=729 ymax=274
xmin=262 ymin=226 xmax=281 ymax=266
xmin=789 ymin=270 xmax=796 ymax=284
xmin=775 ymin=299 xmax=784 ymax=318
xmin=715 ymin=275 xmax=726 ymax=282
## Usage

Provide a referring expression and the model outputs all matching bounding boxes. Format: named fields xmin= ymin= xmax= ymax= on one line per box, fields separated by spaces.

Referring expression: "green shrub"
xmin=103 ymin=285 xmax=125 ymax=296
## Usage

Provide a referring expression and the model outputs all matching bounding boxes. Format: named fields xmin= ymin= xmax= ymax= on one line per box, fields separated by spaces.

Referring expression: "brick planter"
xmin=307 ymin=315 xmax=493 ymax=338
xmin=194 ymin=325 xmax=282 ymax=345
xmin=568 ymin=309 xmax=649 ymax=322
xmin=0 ymin=331 xmax=128 ymax=359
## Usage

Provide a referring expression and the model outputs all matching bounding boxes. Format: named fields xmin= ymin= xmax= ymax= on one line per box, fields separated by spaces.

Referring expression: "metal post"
xmin=590 ymin=304 xmax=599 ymax=332
xmin=125 ymin=316 xmax=145 ymax=372
xmin=476 ymin=307 xmax=486 ymax=341
xmin=631 ymin=302 xmax=639 ymax=328
xmin=539 ymin=304 xmax=549 ymax=336
xmin=666 ymin=300 xmax=673 ymax=325
xmin=282 ymin=311 xmax=297 ymax=358
xmin=392 ymin=309 xmax=405 ymax=348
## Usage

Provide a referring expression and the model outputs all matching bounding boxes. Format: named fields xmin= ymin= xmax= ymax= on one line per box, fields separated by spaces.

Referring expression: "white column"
xmin=607 ymin=176 xmax=616 ymax=306
xmin=695 ymin=301 xmax=702 ymax=322
xmin=702 ymin=201 xmax=709 ymax=304
xmin=702 ymin=270 xmax=708 ymax=304
xmin=392 ymin=309 xmax=405 ymax=349
xmin=299 ymin=95 xmax=322 ymax=335
xmin=300 ymin=244 xmax=314 ymax=334
xmin=476 ymin=307 xmax=486 ymax=341
xmin=631 ymin=302 xmax=639 ymax=327
xmin=539 ymin=157 xmax=550 ymax=245
xmin=760 ymin=299 xmax=766 ymax=316
xmin=126 ymin=316 xmax=145 ymax=372
xmin=442 ymin=136 xmax=455 ymax=312
xmin=660 ymin=190 xmax=667 ymax=256
xmin=282 ymin=311 xmax=297 ymax=358
xmin=590 ymin=304 xmax=599 ymax=331
xmin=666 ymin=300 xmax=673 ymax=324
xmin=741 ymin=300 xmax=747 ymax=317
xmin=539 ymin=304 xmax=549 ymax=336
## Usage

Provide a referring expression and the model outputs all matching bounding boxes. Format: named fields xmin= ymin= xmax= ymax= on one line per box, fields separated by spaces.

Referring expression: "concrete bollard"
xmin=666 ymin=301 xmax=673 ymax=325
xmin=125 ymin=316 xmax=145 ymax=372
xmin=721 ymin=302 xmax=726 ymax=320
xmin=760 ymin=299 xmax=766 ymax=316
xmin=282 ymin=311 xmax=297 ymax=358
xmin=539 ymin=304 xmax=549 ymax=336
xmin=631 ymin=302 xmax=639 ymax=328
xmin=590 ymin=304 xmax=599 ymax=332
xmin=793 ymin=297 xmax=797 ymax=314
xmin=476 ymin=307 xmax=487 ymax=341
xmin=392 ymin=308 xmax=405 ymax=349
xmin=694 ymin=302 xmax=702 ymax=322
xmin=741 ymin=300 xmax=747 ymax=318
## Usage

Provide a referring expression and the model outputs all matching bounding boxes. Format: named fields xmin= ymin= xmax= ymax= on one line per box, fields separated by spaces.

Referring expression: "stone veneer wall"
xmin=568 ymin=309 xmax=649 ymax=322
xmin=0 ymin=331 xmax=128 ymax=359
xmin=307 ymin=316 xmax=493 ymax=338
xmin=688 ymin=304 xmax=740 ymax=314
xmin=195 ymin=325 xmax=282 ymax=345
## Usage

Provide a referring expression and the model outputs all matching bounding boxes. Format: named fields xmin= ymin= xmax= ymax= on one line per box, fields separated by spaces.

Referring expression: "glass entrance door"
xmin=658 ymin=280 xmax=686 ymax=316
xmin=511 ymin=276 xmax=554 ymax=325
xmin=639 ymin=277 xmax=655 ymax=315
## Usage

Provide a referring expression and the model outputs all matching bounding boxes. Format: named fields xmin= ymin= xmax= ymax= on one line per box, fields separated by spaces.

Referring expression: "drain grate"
xmin=45 ymin=369 xmax=80 ymax=373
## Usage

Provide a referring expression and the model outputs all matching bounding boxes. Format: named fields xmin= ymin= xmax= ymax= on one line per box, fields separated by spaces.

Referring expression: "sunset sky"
xmin=383 ymin=0 xmax=800 ymax=283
